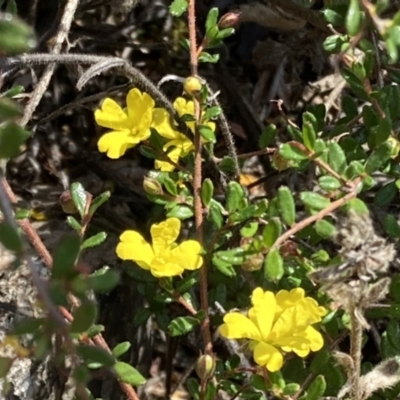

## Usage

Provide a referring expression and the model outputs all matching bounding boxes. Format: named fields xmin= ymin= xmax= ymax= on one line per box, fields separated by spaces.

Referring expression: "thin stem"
xmin=188 ymin=0 xmax=198 ymax=76
xmin=272 ymin=178 xmax=361 ymax=250
xmin=20 ymin=0 xmax=80 ymax=127
xmin=187 ymin=0 xmax=213 ymax=357
xmin=349 ymin=305 xmax=363 ymax=400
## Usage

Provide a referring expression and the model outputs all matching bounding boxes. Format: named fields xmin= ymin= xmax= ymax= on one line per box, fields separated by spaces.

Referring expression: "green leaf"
xmin=0 ymin=222 xmax=21 ymax=252
xmin=283 ymin=383 xmax=301 ymax=396
xmin=163 ymin=176 xmax=178 ymax=196
xmin=362 ymin=105 xmax=379 ymax=131
xmin=70 ymin=182 xmax=87 ymax=218
xmin=259 ymin=124 xmax=277 ymax=148
xmin=169 ymin=0 xmax=188 ymax=17
xmin=11 ymin=318 xmax=43 ymax=335
xmin=318 ymin=176 xmax=341 ymax=191
xmin=314 ymin=219 xmax=336 ymax=239
xmin=264 ymin=249 xmax=284 ymax=282
xmin=201 ymin=178 xmax=214 ymax=207
xmin=168 ymin=316 xmax=200 ymax=336
xmin=374 ymin=118 xmax=392 ymax=146
xmin=212 ymin=255 xmax=236 ymax=277
xmin=203 ymin=106 xmax=221 ymax=120
xmin=374 ymin=182 xmax=397 ymax=207
xmin=219 ymin=156 xmax=236 ymax=175
xmin=306 ymin=375 xmax=326 ymax=400
xmin=66 ymin=216 xmax=82 ymax=231
xmin=302 ymin=112 xmax=317 ymax=150
xmin=342 ymin=95 xmax=358 ymax=118
xmin=381 ymin=332 xmax=399 ymax=359
xmin=279 ymin=143 xmax=308 ymax=162
xmin=166 ymin=205 xmax=193 ymax=219
xmin=112 ymin=342 xmax=131 ymax=358
xmin=323 ymin=34 xmax=347 ymax=53
xmin=52 ymin=233 xmax=81 ymax=278
xmin=76 ymin=345 xmax=115 ymax=368
xmin=310 ymin=348 xmax=331 ymax=374
xmin=262 ymin=218 xmax=282 ymax=248
xmin=277 ymin=186 xmax=295 ymax=226
xmin=240 ymin=222 xmax=258 ymax=238
xmin=327 ymin=142 xmax=347 ymax=174
xmin=198 ymin=125 xmax=216 ymax=143
xmin=0 ymin=97 xmax=22 ymax=120
xmin=342 ymin=68 xmax=369 ymax=101
xmin=70 ymin=301 xmax=97 ymax=334
xmin=114 ymin=361 xmax=146 ymax=385
xmin=205 ymin=7 xmax=219 ymax=34
xmin=0 ymin=122 xmax=30 ymax=158
xmin=300 ymin=192 xmax=330 ymax=211
xmin=199 ymin=52 xmax=220 ymax=63
xmin=0 ymin=357 xmax=13 ymax=378
xmin=73 ymin=365 xmax=90 ymax=384
xmin=365 ymin=141 xmax=392 ymax=174
xmin=87 ymin=269 xmax=120 ymax=293
xmin=226 ymin=181 xmax=244 ymax=213
xmin=208 ymin=199 xmax=224 ymax=228
xmin=0 ymin=13 xmax=35 ymax=53
xmin=383 ymin=214 xmax=400 ymax=238
xmin=176 ymin=276 xmax=198 ymax=294
xmin=86 ymin=324 xmax=105 ymax=338
xmin=214 ymin=248 xmax=247 ymax=266
xmin=346 ymin=0 xmax=362 ymax=36
xmin=81 ymin=232 xmax=107 ymax=250
xmin=343 ymin=198 xmax=369 ymax=214
xmin=216 ymin=27 xmax=234 ymax=39
xmin=89 ymin=191 xmax=111 ymax=216
xmin=386 ymin=320 xmax=400 ymax=351
xmin=322 ymin=8 xmax=344 ymax=26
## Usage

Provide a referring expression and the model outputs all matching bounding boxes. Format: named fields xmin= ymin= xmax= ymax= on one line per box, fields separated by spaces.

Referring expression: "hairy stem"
xmin=350 ymin=305 xmax=363 ymax=400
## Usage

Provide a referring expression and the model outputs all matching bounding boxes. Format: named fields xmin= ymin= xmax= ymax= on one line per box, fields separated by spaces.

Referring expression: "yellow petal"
xmin=302 ymin=326 xmax=324 ymax=352
xmin=95 ymin=98 xmax=130 ymax=130
xmin=172 ymin=240 xmax=203 ymax=270
xmin=173 ymin=97 xmax=194 ymax=117
xmin=151 ymin=258 xmax=184 ymax=278
xmin=151 ymin=218 xmax=180 ymax=255
xmin=253 ymin=342 xmax=283 ymax=372
xmin=116 ymin=230 xmax=154 ymax=270
xmin=152 ymin=108 xmax=180 ymax=140
xmin=276 ymin=288 xmax=305 ymax=310
xmin=154 ymin=145 xmax=182 ymax=172
xmin=97 ymin=131 xmax=136 ymax=159
xmin=126 ymin=88 xmax=155 ymax=126
xmin=249 ymin=289 xmax=276 ymax=342
xmin=219 ymin=313 xmax=262 ymax=341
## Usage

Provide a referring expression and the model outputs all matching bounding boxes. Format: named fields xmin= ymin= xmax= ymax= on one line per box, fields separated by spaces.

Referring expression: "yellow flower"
xmin=219 ymin=288 xmax=327 ymax=372
xmin=152 ymin=97 xmax=215 ymax=172
xmin=116 ymin=217 xmax=203 ymax=278
xmin=95 ymin=88 xmax=155 ymax=159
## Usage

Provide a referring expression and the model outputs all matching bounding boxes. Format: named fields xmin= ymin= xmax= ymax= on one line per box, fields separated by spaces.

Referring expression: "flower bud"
xmin=218 ymin=11 xmax=241 ymax=29
xmin=143 ymin=176 xmax=164 ymax=196
xmin=183 ymin=76 xmax=202 ymax=97
xmin=195 ymin=354 xmax=215 ymax=381
xmin=59 ymin=190 xmax=78 ymax=214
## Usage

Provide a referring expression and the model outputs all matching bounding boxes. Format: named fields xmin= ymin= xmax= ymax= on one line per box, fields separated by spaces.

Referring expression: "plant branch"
xmin=20 ymin=0 xmax=80 ymax=127
xmin=187 ymin=0 xmax=213 ymax=359
xmin=272 ymin=178 xmax=361 ymax=250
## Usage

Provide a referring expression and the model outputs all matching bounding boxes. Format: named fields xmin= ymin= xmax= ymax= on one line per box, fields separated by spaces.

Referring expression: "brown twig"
xmin=272 ymin=178 xmax=361 ymax=250
xmin=187 ymin=0 xmax=213 ymax=360
xmin=20 ymin=0 xmax=80 ymax=127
